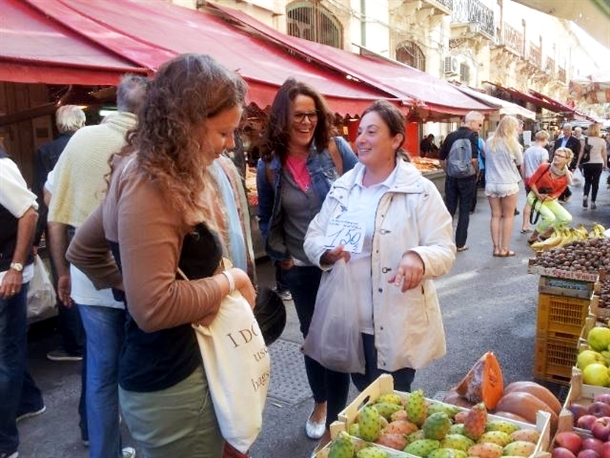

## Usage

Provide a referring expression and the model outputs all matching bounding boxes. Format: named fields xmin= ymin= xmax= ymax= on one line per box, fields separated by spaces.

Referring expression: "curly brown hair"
xmin=122 ymin=54 xmax=247 ymax=224
xmin=260 ymin=78 xmax=333 ymax=162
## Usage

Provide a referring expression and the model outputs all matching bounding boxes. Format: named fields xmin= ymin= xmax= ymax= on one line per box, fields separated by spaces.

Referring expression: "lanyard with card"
xmin=324 ymin=218 xmax=365 ymax=253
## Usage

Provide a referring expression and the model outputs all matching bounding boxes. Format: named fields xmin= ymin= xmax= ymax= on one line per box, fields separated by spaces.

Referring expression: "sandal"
xmin=493 ymin=245 xmax=502 ymax=257
xmin=456 ymin=245 xmax=469 ymax=252
xmin=497 ymin=249 xmax=516 ymax=257
xmin=520 ymin=229 xmax=532 ymax=234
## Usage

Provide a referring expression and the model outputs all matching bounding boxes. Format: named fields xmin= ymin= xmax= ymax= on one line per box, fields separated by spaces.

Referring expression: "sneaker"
xmin=591 ymin=202 xmax=597 ymax=210
xmin=583 ymin=197 xmax=588 ymax=208
xmin=122 ymin=447 xmax=136 ymax=458
xmin=16 ymin=405 xmax=46 ymax=423
xmin=272 ymin=287 xmax=292 ymax=302
xmin=46 ymin=348 xmax=83 ymax=362
xmin=0 ymin=452 xmax=18 ymax=458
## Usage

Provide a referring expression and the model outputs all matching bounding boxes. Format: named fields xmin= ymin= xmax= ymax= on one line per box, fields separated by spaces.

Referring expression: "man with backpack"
xmin=439 ymin=111 xmax=484 ymax=252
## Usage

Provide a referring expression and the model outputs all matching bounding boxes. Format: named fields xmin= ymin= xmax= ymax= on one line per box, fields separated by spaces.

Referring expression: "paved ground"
xmin=17 ymin=172 xmax=610 ymax=458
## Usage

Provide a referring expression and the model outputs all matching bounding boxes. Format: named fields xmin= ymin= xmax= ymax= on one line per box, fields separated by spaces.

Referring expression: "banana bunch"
xmin=589 ymin=223 xmax=607 ymax=239
xmin=530 ymin=228 xmax=566 ymax=251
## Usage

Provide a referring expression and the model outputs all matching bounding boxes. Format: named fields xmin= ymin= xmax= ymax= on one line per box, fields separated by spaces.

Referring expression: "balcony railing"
xmin=528 ymin=43 xmax=541 ymax=68
xmin=432 ymin=0 xmax=453 ymax=10
xmin=545 ymin=56 xmax=555 ymax=74
xmin=452 ymin=0 xmax=495 ymax=37
xmin=500 ymin=22 xmax=523 ymax=55
xmin=558 ymin=66 xmax=566 ymax=83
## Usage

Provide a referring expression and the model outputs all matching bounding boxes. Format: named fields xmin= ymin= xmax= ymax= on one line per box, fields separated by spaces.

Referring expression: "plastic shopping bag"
xmin=303 ymin=258 xmax=365 ymax=374
xmin=27 ymin=255 xmax=57 ymax=321
xmin=571 ymin=168 xmax=583 ymax=187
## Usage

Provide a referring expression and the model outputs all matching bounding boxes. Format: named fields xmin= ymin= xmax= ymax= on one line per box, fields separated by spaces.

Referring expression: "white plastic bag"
xmin=303 ymin=258 xmax=365 ymax=374
xmin=192 ymin=290 xmax=269 ymax=453
xmin=27 ymin=255 xmax=57 ymax=321
xmin=571 ymin=168 xmax=583 ymax=187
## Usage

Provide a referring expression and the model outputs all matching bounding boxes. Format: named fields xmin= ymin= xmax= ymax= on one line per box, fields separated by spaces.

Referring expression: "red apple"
xmin=578 ymin=414 xmax=599 ymax=430
xmin=577 ymin=450 xmax=600 ymax=458
xmin=594 ymin=393 xmax=610 ymax=405
xmin=600 ymin=442 xmax=610 ymax=458
xmin=556 ymin=431 xmax=584 ymax=454
xmin=571 ymin=403 xmax=590 ymax=421
xmin=582 ymin=437 xmax=605 ymax=455
xmin=591 ymin=417 xmax=610 ymax=441
xmin=589 ymin=402 xmax=610 ymax=418
xmin=552 ymin=447 xmax=577 ymax=458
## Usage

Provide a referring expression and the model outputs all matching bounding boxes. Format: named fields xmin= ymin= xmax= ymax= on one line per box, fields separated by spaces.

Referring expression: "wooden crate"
xmin=589 ymin=295 xmax=610 ymax=320
xmin=537 ymin=293 xmax=592 ymax=337
xmin=561 ymin=367 xmax=610 ymax=435
xmin=534 ymin=334 xmax=580 ymax=385
xmin=335 ymin=374 xmax=551 ymax=458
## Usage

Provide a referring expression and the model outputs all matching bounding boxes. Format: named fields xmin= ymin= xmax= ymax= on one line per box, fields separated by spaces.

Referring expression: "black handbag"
xmin=253 ymin=287 xmax=286 ymax=346
xmin=581 ymin=138 xmax=592 ymax=164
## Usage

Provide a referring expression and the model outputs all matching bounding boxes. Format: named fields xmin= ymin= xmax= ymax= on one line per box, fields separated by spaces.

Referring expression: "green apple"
xmin=583 ymin=363 xmax=610 ymax=386
xmin=588 ymin=326 xmax=610 ymax=352
xmin=578 ymin=349 xmax=607 ymax=370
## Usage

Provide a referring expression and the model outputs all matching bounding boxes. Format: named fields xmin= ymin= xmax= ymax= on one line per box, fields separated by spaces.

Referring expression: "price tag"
xmin=324 ymin=218 xmax=365 ymax=253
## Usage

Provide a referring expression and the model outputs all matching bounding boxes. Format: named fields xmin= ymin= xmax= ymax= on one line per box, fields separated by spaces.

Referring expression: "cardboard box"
xmin=528 ymin=260 xmax=601 ymax=283
xmin=538 ymin=276 xmax=598 ymax=299
xmin=334 ymin=374 xmax=551 ymax=458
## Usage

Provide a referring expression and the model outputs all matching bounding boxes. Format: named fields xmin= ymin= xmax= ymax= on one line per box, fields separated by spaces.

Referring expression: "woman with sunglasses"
xmin=527 ymin=147 xmax=574 ymax=244
xmin=256 ymin=78 xmax=357 ymax=453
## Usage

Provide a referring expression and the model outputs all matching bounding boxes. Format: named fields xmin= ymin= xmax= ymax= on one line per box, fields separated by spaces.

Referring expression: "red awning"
xmin=0 ymin=0 xmax=395 ymax=116
xmin=206 ymin=3 xmax=497 ymax=119
xmin=528 ymin=89 xmax=597 ymax=122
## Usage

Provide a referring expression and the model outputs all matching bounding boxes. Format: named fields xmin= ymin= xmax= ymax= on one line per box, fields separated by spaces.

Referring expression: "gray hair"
xmin=116 ymin=74 xmax=148 ymax=114
xmin=55 ymin=105 xmax=86 ymax=133
xmin=562 ymin=123 xmax=573 ymax=130
xmin=464 ymin=111 xmax=484 ymax=123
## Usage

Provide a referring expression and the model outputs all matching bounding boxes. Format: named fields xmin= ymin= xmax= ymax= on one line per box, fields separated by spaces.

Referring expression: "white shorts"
xmin=485 ymin=182 xmax=520 ymax=198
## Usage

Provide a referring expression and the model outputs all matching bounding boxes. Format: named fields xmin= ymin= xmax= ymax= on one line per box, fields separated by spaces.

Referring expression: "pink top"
xmin=285 ymin=155 xmax=311 ymax=192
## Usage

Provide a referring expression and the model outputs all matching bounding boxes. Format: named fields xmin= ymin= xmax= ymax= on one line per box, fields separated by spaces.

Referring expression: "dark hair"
xmin=361 ymin=100 xmax=408 ymax=158
xmin=116 ymin=74 xmax=149 ymax=113
xmin=260 ymin=78 xmax=333 ymax=161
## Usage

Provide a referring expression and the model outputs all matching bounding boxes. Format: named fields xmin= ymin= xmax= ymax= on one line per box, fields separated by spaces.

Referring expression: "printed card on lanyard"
xmin=324 ymin=218 xmax=365 ymax=253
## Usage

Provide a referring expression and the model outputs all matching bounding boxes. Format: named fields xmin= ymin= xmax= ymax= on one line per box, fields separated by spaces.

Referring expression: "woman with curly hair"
xmin=66 ymin=54 xmax=256 ymax=458
xmin=484 ymin=115 xmax=524 ymax=257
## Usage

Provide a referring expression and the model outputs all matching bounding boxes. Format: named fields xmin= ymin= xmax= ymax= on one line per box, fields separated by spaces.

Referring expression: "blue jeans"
xmin=283 ymin=265 xmax=350 ymax=428
xmin=0 ymin=284 xmax=44 ymax=455
xmin=79 ymin=304 xmax=126 ymax=458
xmin=351 ymin=333 xmax=416 ymax=393
xmin=444 ymin=176 xmax=477 ymax=248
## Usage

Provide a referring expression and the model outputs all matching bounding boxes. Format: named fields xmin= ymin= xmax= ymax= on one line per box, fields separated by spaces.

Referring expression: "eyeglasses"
xmin=293 ymin=111 xmax=319 ymax=123
xmin=554 ymin=154 xmax=568 ymax=159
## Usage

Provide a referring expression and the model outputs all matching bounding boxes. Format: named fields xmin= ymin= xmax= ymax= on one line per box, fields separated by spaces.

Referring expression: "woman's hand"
xmin=320 ymin=245 xmax=351 ymax=265
xmin=232 ymin=268 xmax=256 ymax=309
xmin=388 ymin=251 xmax=425 ymax=293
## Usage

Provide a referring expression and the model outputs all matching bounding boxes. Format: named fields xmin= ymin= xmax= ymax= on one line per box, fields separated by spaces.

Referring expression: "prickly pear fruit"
xmin=349 ymin=422 xmax=361 ymax=438
xmin=377 ymin=393 xmax=402 ymax=405
xmin=428 ymin=448 xmax=468 ymax=458
xmin=356 ymin=447 xmax=388 ymax=458
xmin=376 ymin=432 xmax=407 ymax=450
xmin=423 ymin=412 xmax=452 ymax=440
xmin=509 ymin=428 xmax=540 ymax=444
xmin=406 ymin=429 xmax=425 ymax=444
xmin=427 ymin=403 xmax=462 ymax=419
xmin=485 ymin=419 xmax=520 ymax=435
xmin=358 ymin=406 xmax=382 ymax=442
xmin=328 ymin=431 xmax=355 ymax=458
xmin=477 ymin=430 xmax=511 ymax=447
xmin=467 ymin=442 xmax=504 ymax=458
xmin=404 ymin=439 xmax=441 ymax=457
xmin=390 ymin=409 xmax=408 ymax=422
xmin=373 ymin=402 xmax=403 ymax=420
xmin=463 ymin=402 xmax=487 ymax=440
xmin=503 ymin=440 xmax=536 ymax=457
xmin=406 ymin=389 xmax=428 ymax=426
xmin=382 ymin=419 xmax=418 ymax=436
xmin=453 ymin=411 xmax=468 ymax=424
xmin=447 ymin=423 xmax=465 ymax=435
xmin=440 ymin=434 xmax=474 ymax=452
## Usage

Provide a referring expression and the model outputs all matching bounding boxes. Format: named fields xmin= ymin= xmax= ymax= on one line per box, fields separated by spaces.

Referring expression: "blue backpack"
xmin=447 ymin=135 xmax=476 ymax=178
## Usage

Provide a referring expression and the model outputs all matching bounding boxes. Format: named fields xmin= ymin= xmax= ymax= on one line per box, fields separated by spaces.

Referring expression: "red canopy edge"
xmin=528 ymin=89 xmax=597 ymax=122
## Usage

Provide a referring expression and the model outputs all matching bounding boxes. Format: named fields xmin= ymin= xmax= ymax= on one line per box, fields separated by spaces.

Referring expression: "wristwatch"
xmin=9 ymin=262 xmax=24 ymax=272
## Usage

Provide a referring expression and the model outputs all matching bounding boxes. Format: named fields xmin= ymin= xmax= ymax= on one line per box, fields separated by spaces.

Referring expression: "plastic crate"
xmin=537 ymin=293 xmax=592 ymax=337
xmin=534 ymin=335 xmax=579 ymax=385
xmin=538 ymin=276 xmax=597 ymax=299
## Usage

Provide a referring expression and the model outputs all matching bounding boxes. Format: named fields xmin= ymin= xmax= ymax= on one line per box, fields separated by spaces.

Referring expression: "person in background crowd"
xmin=470 ymin=136 xmax=486 ymax=213
xmin=575 ymin=123 xmax=608 ymax=210
xmin=552 ymin=123 xmax=581 ymax=202
xmin=34 ymin=105 xmax=87 ymax=363
xmin=0 ymin=146 xmax=44 ymax=458
xmin=419 ymin=133 xmax=438 ymax=158
xmin=606 ymin=133 xmax=610 ymax=189
xmin=527 ymin=147 xmax=574 ymax=244
xmin=439 ymin=111 xmax=484 ymax=252
xmin=47 ymin=75 xmax=147 ymax=458
xmin=484 ymin=115 xmax=523 ymax=257
xmin=520 ymin=130 xmax=550 ymax=233
xmin=68 ymin=54 xmax=255 ymax=458
xmin=304 ymin=99 xmax=454 ymax=445
xmin=256 ymin=78 xmax=358 ymax=453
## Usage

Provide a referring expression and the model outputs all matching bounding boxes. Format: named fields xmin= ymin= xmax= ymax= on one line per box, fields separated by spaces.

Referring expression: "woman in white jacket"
xmin=304 ymin=100 xmax=455 ymax=392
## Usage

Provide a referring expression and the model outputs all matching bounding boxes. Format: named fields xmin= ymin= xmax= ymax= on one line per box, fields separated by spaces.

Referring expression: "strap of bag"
xmin=327 ymin=137 xmax=343 ymax=176
xmin=529 ymin=198 xmax=541 ymax=225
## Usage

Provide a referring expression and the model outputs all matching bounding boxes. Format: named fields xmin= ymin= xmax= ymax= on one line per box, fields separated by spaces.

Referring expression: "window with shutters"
xmin=286 ymin=1 xmax=342 ymax=48
xmin=459 ymin=62 xmax=470 ymax=84
xmin=395 ymin=41 xmax=426 ymax=71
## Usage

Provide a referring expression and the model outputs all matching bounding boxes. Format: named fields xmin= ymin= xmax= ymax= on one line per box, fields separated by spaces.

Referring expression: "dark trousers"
xmin=582 ymin=163 xmax=604 ymax=202
xmin=0 ymin=284 xmax=44 ymax=454
xmin=274 ymin=264 xmax=290 ymax=293
xmin=351 ymin=333 xmax=416 ymax=393
xmin=444 ymin=175 xmax=477 ymax=248
xmin=283 ymin=265 xmax=350 ymax=428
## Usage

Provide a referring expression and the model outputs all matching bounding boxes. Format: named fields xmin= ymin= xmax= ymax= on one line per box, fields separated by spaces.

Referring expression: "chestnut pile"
xmin=599 ymin=279 xmax=609 ymax=309
xmin=558 ymin=393 xmax=610 ymax=458
xmin=532 ymin=238 xmax=610 ymax=274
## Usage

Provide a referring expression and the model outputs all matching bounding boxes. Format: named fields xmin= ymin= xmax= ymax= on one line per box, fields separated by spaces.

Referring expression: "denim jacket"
xmin=256 ymin=136 xmax=357 ymax=262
